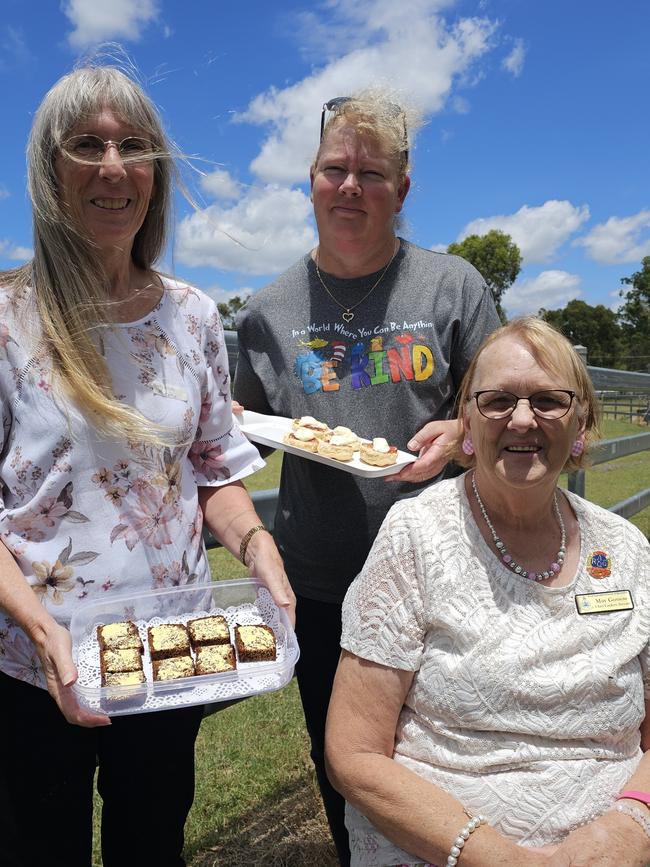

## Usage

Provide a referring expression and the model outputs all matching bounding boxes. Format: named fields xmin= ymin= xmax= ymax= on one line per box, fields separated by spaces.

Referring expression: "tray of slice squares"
xmin=237 ymin=410 xmax=416 ymax=478
xmin=70 ymin=579 xmax=299 ymax=715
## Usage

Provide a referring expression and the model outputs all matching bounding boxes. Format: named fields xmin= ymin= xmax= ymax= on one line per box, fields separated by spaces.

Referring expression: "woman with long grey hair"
xmin=0 ymin=59 xmax=293 ymax=867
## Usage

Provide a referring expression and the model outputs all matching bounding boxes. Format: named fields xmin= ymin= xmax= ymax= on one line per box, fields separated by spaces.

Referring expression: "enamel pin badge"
xmin=586 ymin=549 xmax=612 ymax=579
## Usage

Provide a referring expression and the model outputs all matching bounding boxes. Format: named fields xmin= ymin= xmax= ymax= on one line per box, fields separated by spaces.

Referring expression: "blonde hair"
xmin=2 ymin=61 xmax=175 ymax=444
xmin=448 ymin=316 xmax=601 ymax=472
xmin=312 ymin=88 xmax=421 ymax=183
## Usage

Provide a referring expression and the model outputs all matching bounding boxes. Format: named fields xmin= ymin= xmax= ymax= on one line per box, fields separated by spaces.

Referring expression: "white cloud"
xmin=574 ymin=210 xmax=650 ymax=265
xmin=0 ymin=186 xmax=10 ymax=200
xmin=503 ymin=270 xmax=582 ymax=317
xmin=63 ymin=0 xmax=159 ymax=49
xmin=502 ymin=38 xmax=525 ymax=77
xmin=451 ymin=96 xmax=470 ymax=114
xmin=430 ymin=243 xmax=448 ymax=253
xmin=200 ymin=170 xmax=242 ymax=202
xmin=0 ymin=240 xmax=32 ymax=261
xmin=0 ymin=26 xmax=35 ymax=68
xmin=175 ymin=185 xmax=317 ymax=275
xmin=236 ymin=0 xmax=499 ymax=184
xmin=459 ymin=200 xmax=590 ymax=264
xmin=203 ymin=285 xmax=254 ymax=306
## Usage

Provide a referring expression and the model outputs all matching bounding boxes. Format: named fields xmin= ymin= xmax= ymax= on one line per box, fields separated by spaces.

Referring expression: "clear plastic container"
xmin=70 ymin=578 xmax=299 ymax=716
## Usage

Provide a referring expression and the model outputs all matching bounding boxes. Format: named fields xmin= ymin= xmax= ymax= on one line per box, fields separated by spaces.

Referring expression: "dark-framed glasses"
xmin=319 ymin=96 xmax=409 ymax=164
xmin=60 ymin=134 xmax=158 ymax=164
xmin=473 ymin=390 xmax=576 ymax=420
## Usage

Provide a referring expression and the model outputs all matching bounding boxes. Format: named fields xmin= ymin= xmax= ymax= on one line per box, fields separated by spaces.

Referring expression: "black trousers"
xmin=0 ymin=671 xmax=204 ymax=867
xmin=294 ymin=594 xmax=350 ymax=867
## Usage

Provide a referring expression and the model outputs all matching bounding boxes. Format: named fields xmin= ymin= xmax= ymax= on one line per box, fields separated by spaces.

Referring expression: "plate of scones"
xmin=237 ymin=410 xmax=416 ymax=478
xmin=71 ymin=579 xmax=298 ymax=715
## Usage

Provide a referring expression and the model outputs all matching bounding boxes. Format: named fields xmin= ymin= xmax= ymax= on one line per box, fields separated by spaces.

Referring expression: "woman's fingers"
xmin=262 ymin=568 xmax=296 ymax=627
xmin=39 ymin=623 xmax=111 ymax=727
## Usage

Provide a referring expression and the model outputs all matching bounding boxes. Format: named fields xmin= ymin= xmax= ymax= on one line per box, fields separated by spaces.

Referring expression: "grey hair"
xmin=314 ymin=87 xmax=423 ymax=181
xmin=2 ymin=60 xmax=177 ymax=444
xmin=28 ymin=63 xmax=174 ymax=269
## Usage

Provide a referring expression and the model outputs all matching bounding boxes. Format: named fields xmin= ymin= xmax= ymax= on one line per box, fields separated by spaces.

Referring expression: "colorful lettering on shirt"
xmin=293 ymin=332 xmax=436 ymax=394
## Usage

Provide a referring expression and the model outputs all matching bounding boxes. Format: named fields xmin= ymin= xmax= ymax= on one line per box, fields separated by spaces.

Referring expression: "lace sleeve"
xmin=341 ymin=501 xmax=428 ymax=671
xmin=634 ymin=535 xmax=650 ymax=699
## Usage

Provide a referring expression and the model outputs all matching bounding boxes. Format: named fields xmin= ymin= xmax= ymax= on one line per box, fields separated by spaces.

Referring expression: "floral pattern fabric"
xmin=341 ymin=475 xmax=650 ymax=864
xmin=0 ymin=278 xmax=263 ymax=688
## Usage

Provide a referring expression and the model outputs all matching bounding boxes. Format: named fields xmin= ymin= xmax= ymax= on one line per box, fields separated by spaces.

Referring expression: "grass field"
xmin=565 ymin=417 xmax=650 ymax=538
xmin=91 ymin=419 xmax=650 ymax=866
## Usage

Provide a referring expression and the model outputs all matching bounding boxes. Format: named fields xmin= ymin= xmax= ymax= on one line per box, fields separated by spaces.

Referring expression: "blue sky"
xmin=1 ymin=0 xmax=649 ymax=317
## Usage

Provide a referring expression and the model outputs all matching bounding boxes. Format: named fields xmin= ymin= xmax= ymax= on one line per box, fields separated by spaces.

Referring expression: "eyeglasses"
xmin=319 ymin=96 xmax=409 ymax=164
xmin=473 ymin=390 xmax=576 ymax=420
xmin=60 ymin=134 xmax=158 ymax=164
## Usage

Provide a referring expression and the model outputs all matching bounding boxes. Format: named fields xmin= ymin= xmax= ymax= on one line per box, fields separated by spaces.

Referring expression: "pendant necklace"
xmin=471 ymin=473 xmax=566 ymax=582
xmin=314 ymin=241 xmax=398 ymax=323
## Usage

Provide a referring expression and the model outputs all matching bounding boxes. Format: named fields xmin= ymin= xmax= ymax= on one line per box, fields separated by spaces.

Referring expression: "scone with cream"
xmin=284 ymin=426 xmax=319 ymax=453
xmin=291 ymin=415 xmax=331 ymax=440
xmin=359 ymin=437 xmax=398 ymax=467
xmin=317 ymin=433 xmax=355 ymax=462
xmin=330 ymin=426 xmax=360 ymax=450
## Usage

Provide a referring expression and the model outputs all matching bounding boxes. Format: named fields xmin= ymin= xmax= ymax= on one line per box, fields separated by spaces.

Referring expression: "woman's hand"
xmin=386 ymin=418 xmax=460 ymax=484
xmin=34 ymin=621 xmax=111 ymax=727
xmin=542 ymin=811 xmax=650 ymax=866
xmin=244 ymin=530 xmax=296 ymax=626
xmin=198 ymin=482 xmax=295 ymax=624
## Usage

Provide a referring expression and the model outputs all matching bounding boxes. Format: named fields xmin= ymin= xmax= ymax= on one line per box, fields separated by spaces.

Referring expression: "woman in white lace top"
xmin=326 ymin=317 xmax=650 ymax=867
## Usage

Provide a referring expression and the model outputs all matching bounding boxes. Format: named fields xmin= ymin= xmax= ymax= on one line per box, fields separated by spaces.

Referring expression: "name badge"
xmin=151 ymin=380 xmax=188 ymax=402
xmin=575 ymin=590 xmax=634 ymax=615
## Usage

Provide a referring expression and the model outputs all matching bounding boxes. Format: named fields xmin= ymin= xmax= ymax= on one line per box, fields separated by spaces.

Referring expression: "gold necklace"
xmin=315 ymin=241 xmax=399 ymax=322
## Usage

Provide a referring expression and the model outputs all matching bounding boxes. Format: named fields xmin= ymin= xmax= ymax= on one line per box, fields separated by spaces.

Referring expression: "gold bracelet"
xmin=239 ymin=524 xmax=267 ymax=564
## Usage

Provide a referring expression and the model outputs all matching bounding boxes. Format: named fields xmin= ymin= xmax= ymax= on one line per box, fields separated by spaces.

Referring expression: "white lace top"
xmin=341 ymin=475 xmax=650 ymax=865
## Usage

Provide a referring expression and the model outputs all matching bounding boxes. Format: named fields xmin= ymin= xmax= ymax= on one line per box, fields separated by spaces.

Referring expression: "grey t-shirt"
xmin=235 ymin=239 xmax=500 ymax=603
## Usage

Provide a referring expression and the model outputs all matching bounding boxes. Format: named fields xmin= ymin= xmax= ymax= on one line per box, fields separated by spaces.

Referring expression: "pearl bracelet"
xmin=614 ymin=802 xmax=650 ymax=839
xmin=446 ymin=813 xmax=487 ymax=866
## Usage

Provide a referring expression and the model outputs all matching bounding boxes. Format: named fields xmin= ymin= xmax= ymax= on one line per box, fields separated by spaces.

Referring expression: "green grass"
xmin=560 ymin=418 xmax=650 ymax=538
xmin=90 ymin=426 xmax=649 ymax=865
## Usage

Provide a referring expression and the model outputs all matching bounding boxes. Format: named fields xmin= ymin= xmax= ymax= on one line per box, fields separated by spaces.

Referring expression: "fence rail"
xmin=567 ymin=432 xmax=650 ymax=518
xmin=204 ymin=431 xmax=650 ymax=548
xmin=596 ymin=391 xmax=650 ymax=423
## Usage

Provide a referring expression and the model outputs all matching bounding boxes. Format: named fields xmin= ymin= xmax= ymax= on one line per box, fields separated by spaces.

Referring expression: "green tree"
xmin=448 ymin=229 xmax=522 ymax=322
xmin=539 ymin=300 xmax=624 ymax=368
xmin=217 ymin=294 xmax=249 ymax=330
xmin=618 ymin=257 xmax=650 ymax=371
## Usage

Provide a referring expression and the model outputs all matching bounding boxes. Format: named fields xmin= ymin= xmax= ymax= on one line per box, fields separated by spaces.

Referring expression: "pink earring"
xmin=571 ymin=439 xmax=584 ymax=457
xmin=462 ymin=437 xmax=474 ymax=456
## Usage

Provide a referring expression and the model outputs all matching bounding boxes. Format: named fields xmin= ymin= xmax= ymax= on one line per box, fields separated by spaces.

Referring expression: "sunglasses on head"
xmin=319 ymin=96 xmax=409 ymax=164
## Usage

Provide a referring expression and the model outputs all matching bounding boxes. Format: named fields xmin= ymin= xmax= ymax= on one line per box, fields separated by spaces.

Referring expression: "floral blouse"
xmin=0 ymin=277 xmax=264 ymax=688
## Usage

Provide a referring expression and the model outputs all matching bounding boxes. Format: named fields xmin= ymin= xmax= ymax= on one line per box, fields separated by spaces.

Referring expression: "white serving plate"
xmin=237 ymin=410 xmax=416 ymax=478
xmin=70 ymin=579 xmax=298 ymax=716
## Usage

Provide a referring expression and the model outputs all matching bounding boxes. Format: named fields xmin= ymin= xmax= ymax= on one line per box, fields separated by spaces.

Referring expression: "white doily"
xmin=73 ymin=587 xmax=298 ymax=715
